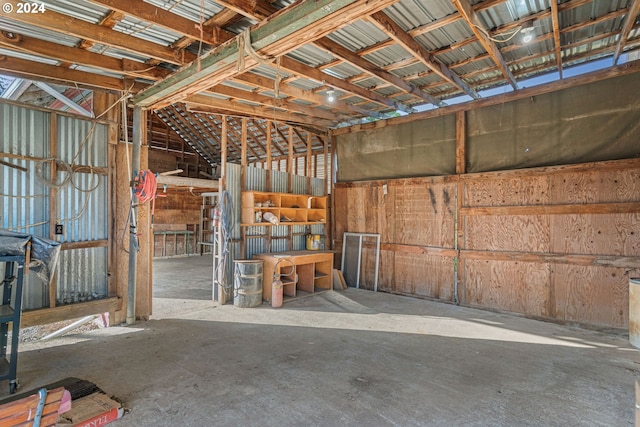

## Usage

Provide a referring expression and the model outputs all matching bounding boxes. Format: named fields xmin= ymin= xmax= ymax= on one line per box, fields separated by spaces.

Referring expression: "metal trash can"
xmin=630 ymin=278 xmax=640 ymax=348
xmin=233 ymin=260 xmax=264 ymax=308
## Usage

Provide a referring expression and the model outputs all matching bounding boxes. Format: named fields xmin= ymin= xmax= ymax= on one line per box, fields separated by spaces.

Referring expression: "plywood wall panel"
xmin=465 ymin=259 xmax=551 ymax=317
xmin=333 ymin=187 xmax=349 ymax=239
xmin=346 ymin=186 xmax=368 ymax=233
xmin=552 ymin=265 xmax=635 ymax=328
xmin=394 ymin=183 xmax=455 ymax=247
xmin=465 ymin=215 xmax=550 ymax=252
xmin=550 ymin=213 xmax=640 ymax=256
xmin=333 ymin=159 xmax=640 ymax=329
xmin=549 ymin=168 xmax=640 ymax=204
xmin=393 ymin=253 xmax=453 ymax=301
xmin=464 ymin=175 xmax=550 ymax=207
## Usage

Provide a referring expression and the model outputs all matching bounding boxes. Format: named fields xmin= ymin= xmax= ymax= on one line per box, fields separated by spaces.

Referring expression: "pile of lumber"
xmin=332 ymin=269 xmax=348 ymax=290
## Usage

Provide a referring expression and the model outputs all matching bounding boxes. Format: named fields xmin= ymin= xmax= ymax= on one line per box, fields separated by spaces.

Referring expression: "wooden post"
xmin=218 ymin=115 xmax=228 ymax=304
xmin=287 ymin=126 xmax=294 ymax=193
xmin=456 ymin=111 xmax=466 ymax=175
xmin=323 ymin=136 xmax=328 ymax=196
xmin=240 ymin=117 xmax=248 ymax=259
xmin=455 ymin=110 xmax=466 ymax=305
xmin=48 ymin=113 xmax=57 ymax=309
xmin=241 ymin=118 xmax=247 ymax=191
xmin=266 ymin=120 xmax=272 ymax=192
xmin=330 ymin=134 xmax=337 ymax=251
xmin=307 ymin=133 xmax=312 ymax=194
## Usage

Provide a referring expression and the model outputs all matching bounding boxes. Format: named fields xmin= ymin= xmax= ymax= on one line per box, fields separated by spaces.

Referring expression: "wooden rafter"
xmin=165 ymin=106 xmax=223 ymax=162
xmin=207 ymin=84 xmax=344 ymax=122
xmin=452 ymin=0 xmax=518 ymax=90
xmin=0 ymin=56 xmax=129 ymax=91
xmin=313 ymin=38 xmax=443 ymax=106
xmin=253 ymin=121 xmax=286 ymax=157
xmin=0 ymin=33 xmax=170 ymax=81
xmin=232 ymin=73 xmax=385 ymax=119
xmin=184 ymin=94 xmax=334 ymax=128
xmin=368 ymin=11 xmax=479 ymax=99
xmin=158 ymin=107 xmax=219 ymax=163
xmin=85 ymin=0 xmax=222 ymax=45
xmin=227 ymin=116 xmax=262 ymax=160
xmin=277 ymin=57 xmax=413 ymax=113
xmin=132 ymin=0 xmax=401 ymax=109
xmin=550 ymin=0 xmax=564 ymax=78
xmin=5 ymin=6 xmax=186 ymax=65
xmin=206 ymin=118 xmax=243 ymax=162
xmin=613 ymin=0 xmax=640 ymax=65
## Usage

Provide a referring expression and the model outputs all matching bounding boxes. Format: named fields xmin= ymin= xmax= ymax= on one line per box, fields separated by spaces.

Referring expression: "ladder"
xmin=198 ymin=192 xmax=222 ymax=301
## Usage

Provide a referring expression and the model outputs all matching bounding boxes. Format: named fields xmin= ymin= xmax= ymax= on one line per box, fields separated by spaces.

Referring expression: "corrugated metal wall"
xmin=1 ymin=102 xmax=109 ymax=309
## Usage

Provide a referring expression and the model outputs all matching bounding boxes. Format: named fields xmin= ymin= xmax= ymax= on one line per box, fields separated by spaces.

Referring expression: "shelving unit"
xmin=241 ymin=191 xmax=327 ymax=227
xmin=0 ymin=253 xmax=27 ymax=394
xmin=253 ymin=251 xmax=333 ymax=302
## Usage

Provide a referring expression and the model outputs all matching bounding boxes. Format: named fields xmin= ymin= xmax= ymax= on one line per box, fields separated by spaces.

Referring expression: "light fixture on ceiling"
xmin=326 ymin=89 xmax=335 ymax=103
xmin=520 ymin=21 xmax=535 ymax=44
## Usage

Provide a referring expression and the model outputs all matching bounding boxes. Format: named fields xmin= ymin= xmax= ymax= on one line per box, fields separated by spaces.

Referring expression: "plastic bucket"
xmin=234 ymin=260 xmax=264 ymax=308
xmin=630 ymin=278 xmax=640 ymax=348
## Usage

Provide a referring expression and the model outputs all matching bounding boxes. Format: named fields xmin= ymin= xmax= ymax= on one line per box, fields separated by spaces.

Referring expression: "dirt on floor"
xmin=18 ymin=315 xmax=108 ymax=343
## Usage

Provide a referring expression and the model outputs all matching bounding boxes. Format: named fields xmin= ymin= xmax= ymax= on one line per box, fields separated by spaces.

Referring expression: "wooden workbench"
xmin=253 ymin=251 xmax=334 ymax=302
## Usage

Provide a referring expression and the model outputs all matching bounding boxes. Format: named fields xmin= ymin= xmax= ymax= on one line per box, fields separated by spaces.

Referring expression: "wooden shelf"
xmin=254 ymin=251 xmax=334 ymax=302
xmin=241 ymin=191 xmax=327 ymax=227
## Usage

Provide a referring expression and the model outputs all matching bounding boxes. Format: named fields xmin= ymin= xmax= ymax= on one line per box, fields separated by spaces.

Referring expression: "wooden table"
xmin=253 ymin=251 xmax=334 ymax=302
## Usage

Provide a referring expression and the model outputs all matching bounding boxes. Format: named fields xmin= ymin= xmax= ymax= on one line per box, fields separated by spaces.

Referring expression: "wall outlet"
xmin=55 ymin=224 xmax=64 ymax=235
xmin=382 ymin=184 xmax=388 ymax=195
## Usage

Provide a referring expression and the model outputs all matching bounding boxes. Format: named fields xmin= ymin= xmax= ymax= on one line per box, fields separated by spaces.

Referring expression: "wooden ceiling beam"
xmin=184 ymin=94 xmax=333 ymax=128
xmin=85 ymin=0 xmax=222 ymax=45
xmin=207 ymin=84 xmax=345 ymax=122
xmin=550 ymin=0 xmax=564 ymax=77
xmin=613 ymin=0 xmax=640 ymax=65
xmin=0 ymin=32 xmax=170 ymax=81
xmin=278 ymin=56 xmax=413 ymax=113
xmin=132 ymin=0 xmax=401 ymax=109
xmin=253 ymin=121 xmax=286 ymax=157
xmin=3 ymin=7 xmax=187 ymax=65
xmin=198 ymin=116 xmax=242 ymax=162
xmin=452 ymin=0 xmax=518 ymax=90
xmin=0 ymin=56 xmax=130 ymax=91
xmin=164 ymin=106 xmax=223 ymax=162
xmin=368 ymin=11 xmax=478 ymax=99
xmin=158 ymin=107 xmax=220 ymax=164
xmin=232 ymin=73 xmax=384 ymax=119
xmin=211 ymin=0 xmax=271 ymax=21
xmin=227 ymin=117 xmax=262 ymax=160
xmin=313 ymin=38 xmax=442 ymax=106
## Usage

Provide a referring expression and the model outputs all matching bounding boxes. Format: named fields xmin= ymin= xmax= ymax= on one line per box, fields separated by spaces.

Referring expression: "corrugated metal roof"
xmin=1 ymin=0 xmax=639 ymax=162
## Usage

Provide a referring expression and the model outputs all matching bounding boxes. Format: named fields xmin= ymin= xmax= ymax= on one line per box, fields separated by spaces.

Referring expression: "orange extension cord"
xmin=134 ymin=170 xmax=158 ymax=218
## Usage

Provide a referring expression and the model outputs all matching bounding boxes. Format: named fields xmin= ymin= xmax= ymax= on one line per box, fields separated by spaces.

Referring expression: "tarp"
xmin=0 ymin=229 xmax=62 ymax=286
xmin=465 ymin=72 xmax=640 ymax=172
xmin=336 ymin=72 xmax=640 ymax=181
xmin=336 ymin=115 xmax=456 ymax=181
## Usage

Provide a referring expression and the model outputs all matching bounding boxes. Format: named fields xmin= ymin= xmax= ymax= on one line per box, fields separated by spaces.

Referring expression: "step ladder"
xmin=198 ymin=192 xmax=223 ymax=302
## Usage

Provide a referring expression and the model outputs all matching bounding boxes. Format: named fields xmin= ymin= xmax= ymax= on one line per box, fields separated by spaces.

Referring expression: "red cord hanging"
xmin=134 ymin=170 xmax=157 ymax=203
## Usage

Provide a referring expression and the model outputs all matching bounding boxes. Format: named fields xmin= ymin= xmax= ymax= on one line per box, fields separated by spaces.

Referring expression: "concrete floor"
xmin=2 ymin=255 xmax=639 ymax=426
